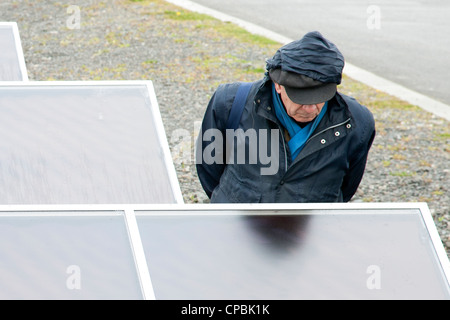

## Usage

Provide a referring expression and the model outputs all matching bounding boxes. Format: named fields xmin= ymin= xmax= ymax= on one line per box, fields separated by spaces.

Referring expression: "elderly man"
xmin=196 ymin=31 xmax=376 ymax=203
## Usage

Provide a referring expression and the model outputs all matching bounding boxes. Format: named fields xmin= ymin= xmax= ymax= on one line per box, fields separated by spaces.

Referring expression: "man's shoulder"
xmin=337 ymin=92 xmax=375 ymax=124
xmin=336 ymin=92 xmax=364 ymax=108
xmin=214 ymin=79 xmax=263 ymax=96
xmin=211 ymin=79 xmax=264 ymax=110
xmin=211 ymin=82 xmax=244 ymax=106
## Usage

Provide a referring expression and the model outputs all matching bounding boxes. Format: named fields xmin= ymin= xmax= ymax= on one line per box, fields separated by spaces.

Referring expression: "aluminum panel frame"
xmin=0 ymin=22 xmax=28 ymax=81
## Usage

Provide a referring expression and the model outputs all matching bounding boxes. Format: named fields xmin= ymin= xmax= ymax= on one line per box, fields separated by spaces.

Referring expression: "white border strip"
xmin=416 ymin=202 xmax=450 ymax=286
xmin=146 ymin=81 xmax=184 ymax=204
xmin=10 ymin=22 xmax=28 ymax=81
xmin=164 ymin=0 xmax=450 ymax=122
xmin=0 ymin=201 xmax=439 ymax=213
xmin=0 ymin=22 xmax=29 ymax=81
xmin=124 ymin=208 xmax=156 ymax=300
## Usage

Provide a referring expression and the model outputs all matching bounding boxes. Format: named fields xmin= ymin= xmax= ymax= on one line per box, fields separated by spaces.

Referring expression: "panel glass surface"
xmin=0 ymin=84 xmax=177 ymax=204
xmin=136 ymin=209 xmax=450 ymax=299
xmin=0 ymin=25 xmax=24 ymax=81
xmin=0 ymin=211 xmax=143 ymax=299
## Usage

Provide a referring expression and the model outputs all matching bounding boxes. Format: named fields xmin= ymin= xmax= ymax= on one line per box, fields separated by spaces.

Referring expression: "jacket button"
xmin=335 ymin=131 xmax=340 ymax=137
xmin=321 ymin=139 xmax=326 ymax=144
xmin=346 ymin=124 xmax=352 ymax=129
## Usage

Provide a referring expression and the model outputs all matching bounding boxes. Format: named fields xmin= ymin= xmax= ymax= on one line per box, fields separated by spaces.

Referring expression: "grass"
xmin=389 ymin=171 xmax=416 ymax=177
xmin=163 ymin=10 xmax=214 ymax=21
xmin=130 ymin=0 xmax=279 ymax=47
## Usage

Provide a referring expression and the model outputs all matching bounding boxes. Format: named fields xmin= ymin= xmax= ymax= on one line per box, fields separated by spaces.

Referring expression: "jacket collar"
xmin=254 ymin=77 xmax=278 ymax=122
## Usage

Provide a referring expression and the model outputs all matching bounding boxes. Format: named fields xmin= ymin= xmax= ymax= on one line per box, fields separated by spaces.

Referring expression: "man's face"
xmin=274 ymin=82 xmax=325 ymax=124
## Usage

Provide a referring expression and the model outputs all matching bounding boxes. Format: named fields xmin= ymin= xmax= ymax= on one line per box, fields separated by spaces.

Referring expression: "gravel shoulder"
xmin=1 ymin=0 xmax=449 ymax=257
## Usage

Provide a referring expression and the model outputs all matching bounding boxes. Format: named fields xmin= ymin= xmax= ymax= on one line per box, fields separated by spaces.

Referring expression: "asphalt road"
xmin=188 ymin=0 xmax=450 ymax=107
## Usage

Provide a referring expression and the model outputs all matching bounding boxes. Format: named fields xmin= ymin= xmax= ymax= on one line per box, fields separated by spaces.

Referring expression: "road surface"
xmin=184 ymin=0 xmax=450 ymax=108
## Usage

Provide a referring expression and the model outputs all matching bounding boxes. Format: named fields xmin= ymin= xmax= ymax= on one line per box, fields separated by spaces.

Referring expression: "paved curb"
xmin=165 ymin=0 xmax=450 ymax=122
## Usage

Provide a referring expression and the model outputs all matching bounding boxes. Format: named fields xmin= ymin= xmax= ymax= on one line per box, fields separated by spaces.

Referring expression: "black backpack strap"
xmin=226 ymin=82 xmax=253 ymax=130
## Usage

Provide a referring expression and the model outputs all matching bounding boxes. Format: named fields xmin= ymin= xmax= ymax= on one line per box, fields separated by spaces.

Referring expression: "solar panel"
xmin=0 ymin=22 xmax=28 ymax=81
xmin=0 ymin=81 xmax=183 ymax=204
xmin=136 ymin=203 xmax=450 ymax=300
xmin=0 ymin=210 xmax=143 ymax=299
xmin=0 ymin=203 xmax=448 ymax=300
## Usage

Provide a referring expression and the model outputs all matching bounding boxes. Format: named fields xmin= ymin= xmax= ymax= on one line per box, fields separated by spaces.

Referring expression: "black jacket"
xmin=196 ymin=78 xmax=376 ymax=203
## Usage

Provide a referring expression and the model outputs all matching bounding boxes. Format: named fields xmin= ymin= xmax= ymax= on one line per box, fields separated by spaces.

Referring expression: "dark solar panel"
xmin=0 ymin=22 xmax=28 ymax=81
xmin=0 ymin=210 xmax=143 ymax=299
xmin=136 ymin=204 xmax=450 ymax=300
xmin=0 ymin=203 xmax=448 ymax=300
xmin=0 ymin=82 xmax=182 ymax=204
